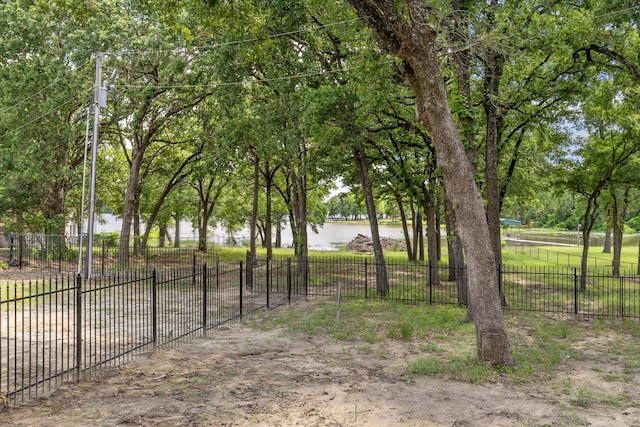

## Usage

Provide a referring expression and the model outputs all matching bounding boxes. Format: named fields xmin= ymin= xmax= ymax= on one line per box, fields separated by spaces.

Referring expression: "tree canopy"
xmin=1 ymin=0 xmax=640 ymax=362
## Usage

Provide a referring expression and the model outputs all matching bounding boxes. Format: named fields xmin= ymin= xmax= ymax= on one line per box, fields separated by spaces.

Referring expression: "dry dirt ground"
xmin=1 ymin=300 xmax=640 ymax=427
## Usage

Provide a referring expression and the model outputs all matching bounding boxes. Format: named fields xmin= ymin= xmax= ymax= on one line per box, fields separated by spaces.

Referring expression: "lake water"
xmin=93 ymin=214 xmax=639 ymax=250
xmin=94 ymin=214 xmax=405 ymax=251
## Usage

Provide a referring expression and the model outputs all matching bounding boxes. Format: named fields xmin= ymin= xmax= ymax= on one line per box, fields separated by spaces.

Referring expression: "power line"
xmin=0 ymin=87 xmax=93 ymax=140
xmin=594 ymin=4 xmax=640 ymax=19
xmin=103 ymin=18 xmax=364 ymax=57
xmin=0 ymin=59 xmax=92 ymax=115
xmin=112 ymin=60 xmax=395 ymax=90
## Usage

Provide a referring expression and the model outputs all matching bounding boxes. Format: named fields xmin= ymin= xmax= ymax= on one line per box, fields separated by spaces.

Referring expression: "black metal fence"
xmin=0 ymin=258 xmax=306 ymax=406
xmin=503 ymin=242 xmax=639 ymax=274
xmin=293 ymin=257 xmax=640 ymax=319
xmin=2 ymin=255 xmax=640 ymax=408
xmin=0 ymin=232 xmax=223 ymax=273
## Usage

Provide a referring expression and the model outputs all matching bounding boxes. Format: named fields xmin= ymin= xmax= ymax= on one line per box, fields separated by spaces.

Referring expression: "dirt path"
xmin=1 ymin=306 xmax=639 ymax=427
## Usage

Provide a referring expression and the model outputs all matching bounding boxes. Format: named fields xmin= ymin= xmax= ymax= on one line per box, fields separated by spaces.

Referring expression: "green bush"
xmin=98 ymin=232 xmax=120 ymax=247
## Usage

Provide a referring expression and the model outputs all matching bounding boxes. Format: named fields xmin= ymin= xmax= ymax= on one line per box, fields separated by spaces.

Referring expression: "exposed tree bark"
xmin=249 ymin=152 xmax=259 ymax=264
xmin=603 ymin=227 xmax=611 ymax=254
xmin=347 ymin=0 xmax=514 ymax=365
xmin=172 ymin=212 xmax=181 ymax=248
xmin=275 ymin=219 xmax=282 ymax=248
xmin=291 ymin=170 xmax=308 ymax=260
xmin=115 ymin=65 xmax=211 ymax=267
xmin=264 ymin=176 xmax=273 ymax=260
xmin=482 ymin=39 xmax=505 ymax=271
xmin=133 ymin=204 xmax=142 ymax=256
xmin=273 ymin=173 xmax=298 ymax=252
xmin=417 ymin=211 xmax=424 ymax=262
xmin=444 ymin=0 xmax=477 ymax=165
xmin=158 ymin=224 xmax=168 ymax=248
xmin=140 ymin=150 xmax=201 ymax=249
xmin=611 ymin=187 xmax=630 ymax=277
xmin=411 ymin=203 xmax=419 ymax=260
xmin=195 ymin=177 xmax=226 ymax=253
xmin=353 ymin=144 xmax=389 ymax=296
xmin=261 ymin=160 xmax=280 ymax=260
xmin=423 ymin=182 xmax=440 ymax=287
xmin=395 ymin=192 xmax=414 ymax=261
xmin=118 ymin=147 xmax=143 ymax=267
xmin=579 ymin=192 xmax=601 ymax=291
xmin=435 ymin=206 xmax=442 ymax=262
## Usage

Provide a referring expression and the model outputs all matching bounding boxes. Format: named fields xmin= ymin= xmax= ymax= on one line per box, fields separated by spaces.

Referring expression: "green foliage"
xmin=97 ymin=232 xmax=120 ymax=248
xmin=2 ymin=0 xmax=640 ymax=265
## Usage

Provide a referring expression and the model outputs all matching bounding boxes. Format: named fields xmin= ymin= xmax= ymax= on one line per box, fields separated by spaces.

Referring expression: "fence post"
xmin=202 ymin=263 xmax=207 ymax=335
xmin=192 ymin=254 xmax=196 ymax=288
xmin=287 ymin=258 xmax=292 ymax=306
xmin=245 ymin=251 xmax=253 ymax=291
xmin=266 ymin=258 xmax=270 ymax=309
xmin=75 ymin=274 xmax=82 ymax=382
xmin=152 ymin=269 xmax=157 ymax=347
xmin=429 ymin=260 xmax=433 ymax=305
xmin=58 ymin=236 xmax=62 ymax=272
xmin=9 ymin=232 xmax=14 ymax=265
xmin=304 ymin=257 xmax=308 ymax=297
xmin=239 ymin=261 xmax=243 ymax=320
xmin=364 ymin=259 xmax=368 ymax=299
xmin=574 ymin=268 xmax=578 ymax=315
xmin=620 ymin=275 xmax=624 ymax=318
xmin=19 ymin=236 xmax=23 ymax=269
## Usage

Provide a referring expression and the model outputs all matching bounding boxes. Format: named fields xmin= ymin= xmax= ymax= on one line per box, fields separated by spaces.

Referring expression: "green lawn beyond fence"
xmin=1 ymin=255 xmax=639 ymax=408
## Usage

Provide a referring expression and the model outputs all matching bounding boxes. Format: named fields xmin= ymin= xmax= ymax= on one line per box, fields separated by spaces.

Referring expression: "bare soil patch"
xmin=1 ymin=301 xmax=640 ymax=426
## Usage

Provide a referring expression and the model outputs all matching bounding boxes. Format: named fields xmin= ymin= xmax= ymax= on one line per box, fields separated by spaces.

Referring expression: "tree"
xmin=553 ymin=80 xmax=640 ymax=288
xmin=346 ymin=0 xmax=514 ymax=365
xmin=101 ymin=10 xmax=214 ymax=265
xmin=0 ymin=0 xmax=113 ymax=234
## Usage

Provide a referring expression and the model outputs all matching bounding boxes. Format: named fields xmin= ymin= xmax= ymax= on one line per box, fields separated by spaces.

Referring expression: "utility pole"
xmin=85 ymin=53 xmax=103 ymax=279
xmin=77 ymin=106 xmax=91 ymax=275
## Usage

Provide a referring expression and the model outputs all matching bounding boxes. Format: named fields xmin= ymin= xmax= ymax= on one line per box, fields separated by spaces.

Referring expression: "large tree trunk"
xmin=263 ymin=162 xmax=278 ymax=260
xmin=603 ymin=227 xmax=611 ymax=254
xmin=118 ymin=149 xmax=143 ymax=267
xmin=483 ymin=45 xmax=505 ymax=271
xmin=611 ymin=187 xmax=629 ymax=277
xmin=411 ymin=204 xmax=420 ymax=260
xmin=158 ymin=224 xmax=167 ymax=248
xmin=291 ymin=171 xmax=308 ymax=260
xmin=197 ymin=215 xmax=208 ymax=252
xmin=133 ymin=204 xmax=142 ymax=255
xmin=395 ymin=192 xmax=414 ymax=261
xmin=445 ymin=196 xmax=468 ymax=309
xmin=275 ymin=219 xmax=282 ymax=248
xmin=173 ymin=213 xmax=181 ymax=248
xmin=418 ymin=212 xmax=425 ymax=262
xmin=44 ymin=180 xmax=67 ymax=235
xmin=249 ymin=153 xmax=259 ymax=264
xmin=353 ymin=144 xmax=388 ymax=296
xmin=423 ymin=183 xmax=440 ymax=287
xmin=347 ymin=0 xmax=514 ymax=365
xmin=195 ymin=178 xmax=225 ymax=253
xmin=580 ymin=195 xmax=600 ymax=291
